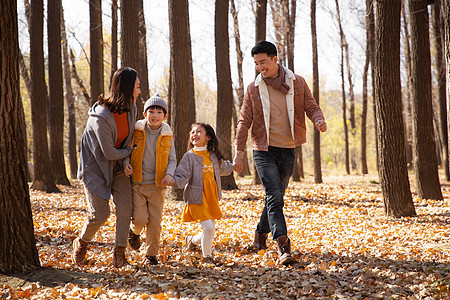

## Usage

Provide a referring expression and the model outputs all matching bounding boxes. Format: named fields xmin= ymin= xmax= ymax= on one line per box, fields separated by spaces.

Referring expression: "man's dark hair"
xmin=251 ymin=41 xmax=277 ymax=58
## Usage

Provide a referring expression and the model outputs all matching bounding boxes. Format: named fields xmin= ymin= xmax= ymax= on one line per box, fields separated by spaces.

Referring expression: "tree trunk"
xmin=368 ymin=0 xmax=378 ymax=173
xmin=401 ymin=3 xmax=414 ymax=168
xmin=48 ymin=0 xmax=70 ymax=185
xmin=361 ymin=1 xmax=370 ymax=175
xmin=110 ymin=0 xmax=118 ymax=90
xmin=375 ymin=0 xmax=416 ymax=217
xmin=30 ymin=0 xmax=60 ymax=193
xmin=61 ymin=6 xmax=77 ymax=180
xmin=432 ymin=0 xmax=449 ymax=181
xmin=340 ymin=36 xmax=350 ymax=175
xmin=138 ymin=0 xmax=149 ymax=103
xmin=0 ymin=0 xmax=41 ymax=273
xmin=230 ymin=0 xmax=251 ymax=177
xmin=89 ymin=0 xmax=104 ymax=105
xmin=310 ymin=0 xmax=322 ymax=183
xmin=409 ymin=0 xmax=443 ymax=200
xmin=253 ymin=0 xmax=267 ymax=185
xmin=445 ymin=0 xmax=450 ymax=176
xmin=167 ymin=0 xmax=195 ymax=201
xmin=215 ymin=0 xmax=237 ymax=190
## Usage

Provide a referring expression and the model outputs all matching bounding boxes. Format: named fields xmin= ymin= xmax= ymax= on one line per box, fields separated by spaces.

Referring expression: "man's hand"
xmin=123 ymin=163 xmax=133 ymax=177
xmin=161 ymin=174 xmax=175 ymax=186
xmin=315 ymin=119 xmax=327 ymax=132
xmin=233 ymin=157 xmax=244 ymax=173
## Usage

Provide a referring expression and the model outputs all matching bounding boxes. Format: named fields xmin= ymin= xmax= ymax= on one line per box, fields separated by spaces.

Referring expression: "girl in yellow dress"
xmin=172 ymin=123 xmax=234 ymax=263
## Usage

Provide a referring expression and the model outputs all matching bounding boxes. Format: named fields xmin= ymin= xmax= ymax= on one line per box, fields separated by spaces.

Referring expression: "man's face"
xmin=253 ymin=53 xmax=279 ymax=78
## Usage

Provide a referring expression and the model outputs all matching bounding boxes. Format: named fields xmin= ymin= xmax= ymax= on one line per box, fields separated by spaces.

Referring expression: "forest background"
xmin=17 ymin=0 xmax=378 ymax=176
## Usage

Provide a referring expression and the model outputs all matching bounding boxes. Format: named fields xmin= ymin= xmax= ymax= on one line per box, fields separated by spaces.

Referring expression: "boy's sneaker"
xmin=145 ymin=255 xmax=158 ymax=266
xmin=184 ymin=235 xmax=197 ymax=252
xmin=128 ymin=229 xmax=141 ymax=251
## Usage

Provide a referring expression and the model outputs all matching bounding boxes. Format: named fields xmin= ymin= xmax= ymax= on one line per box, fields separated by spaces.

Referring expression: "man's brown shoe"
xmin=276 ymin=236 xmax=295 ymax=266
xmin=72 ymin=237 xmax=88 ymax=265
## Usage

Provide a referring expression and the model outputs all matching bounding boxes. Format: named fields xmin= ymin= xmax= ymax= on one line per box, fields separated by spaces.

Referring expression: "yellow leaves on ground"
xmin=1 ymin=175 xmax=449 ymax=299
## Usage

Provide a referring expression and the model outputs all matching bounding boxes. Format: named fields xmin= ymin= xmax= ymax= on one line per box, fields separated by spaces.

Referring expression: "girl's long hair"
xmin=98 ymin=67 xmax=137 ymax=113
xmin=188 ymin=123 xmax=224 ymax=161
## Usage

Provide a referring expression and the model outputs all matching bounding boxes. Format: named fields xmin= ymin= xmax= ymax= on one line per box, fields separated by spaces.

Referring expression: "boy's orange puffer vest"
xmin=130 ymin=120 xmax=173 ymax=186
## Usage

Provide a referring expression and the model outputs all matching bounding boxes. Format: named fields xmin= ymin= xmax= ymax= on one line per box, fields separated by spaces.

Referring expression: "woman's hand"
xmin=123 ymin=163 xmax=133 ymax=177
xmin=127 ymin=136 xmax=135 ymax=149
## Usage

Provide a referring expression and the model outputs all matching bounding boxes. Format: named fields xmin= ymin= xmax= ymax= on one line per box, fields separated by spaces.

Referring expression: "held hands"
xmin=161 ymin=174 xmax=175 ymax=186
xmin=123 ymin=163 xmax=133 ymax=177
xmin=315 ymin=119 xmax=327 ymax=132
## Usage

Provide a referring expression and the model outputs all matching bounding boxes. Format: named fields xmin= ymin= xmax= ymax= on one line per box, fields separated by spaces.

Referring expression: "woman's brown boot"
xmin=276 ymin=235 xmax=295 ymax=266
xmin=253 ymin=232 xmax=269 ymax=250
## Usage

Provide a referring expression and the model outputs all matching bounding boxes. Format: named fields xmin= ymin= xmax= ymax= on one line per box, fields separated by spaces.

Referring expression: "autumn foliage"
xmin=1 ymin=175 xmax=449 ymax=299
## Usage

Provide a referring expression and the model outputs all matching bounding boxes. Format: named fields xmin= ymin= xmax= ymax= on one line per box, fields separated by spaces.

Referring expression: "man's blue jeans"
xmin=253 ymin=146 xmax=295 ymax=240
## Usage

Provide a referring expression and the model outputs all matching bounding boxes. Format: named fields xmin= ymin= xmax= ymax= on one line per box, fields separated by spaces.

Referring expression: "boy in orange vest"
xmin=123 ymin=93 xmax=176 ymax=266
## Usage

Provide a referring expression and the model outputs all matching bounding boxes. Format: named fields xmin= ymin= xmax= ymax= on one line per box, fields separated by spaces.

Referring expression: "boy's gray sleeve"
xmin=166 ymin=139 xmax=177 ymax=176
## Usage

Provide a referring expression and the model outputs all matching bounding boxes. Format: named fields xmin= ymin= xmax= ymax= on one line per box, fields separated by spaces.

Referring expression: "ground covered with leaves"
xmin=1 ymin=175 xmax=449 ymax=299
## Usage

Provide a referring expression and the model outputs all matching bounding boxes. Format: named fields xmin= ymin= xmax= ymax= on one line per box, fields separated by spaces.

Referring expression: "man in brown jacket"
xmin=234 ymin=41 xmax=327 ymax=266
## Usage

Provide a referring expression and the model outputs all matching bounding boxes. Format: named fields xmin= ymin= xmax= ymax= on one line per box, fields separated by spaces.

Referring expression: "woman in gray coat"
xmin=73 ymin=67 xmax=140 ymax=267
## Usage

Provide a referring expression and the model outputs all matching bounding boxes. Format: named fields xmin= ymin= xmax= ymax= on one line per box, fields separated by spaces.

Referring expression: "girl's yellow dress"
xmin=181 ymin=149 xmax=223 ymax=222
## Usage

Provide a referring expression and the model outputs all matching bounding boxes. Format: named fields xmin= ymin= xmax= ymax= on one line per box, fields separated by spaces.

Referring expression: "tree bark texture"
xmin=368 ymin=0 xmax=378 ymax=172
xmin=138 ymin=0 xmax=149 ymax=103
xmin=432 ymin=0 xmax=449 ymax=181
xmin=401 ymin=3 xmax=414 ymax=167
xmin=89 ymin=0 xmax=104 ymax=105
xmin=61 ymin=6 xmax=78 ymax=179
xmin=375 ymin=0 xmax=416 ymax=217
xmin=0 ymin=0 xmax=41 ymax=273
xmin=311 ymin=0 xmax=322 ymax=183
xmin=361 ymin=0 xmax=370 ymax=175
xmin=445 ymin=1 xmax=450 ymax=174
xmin=409 ymin=0 xmax=443 ymax=200
xmin=48 ymin=0 xmax=70 ymax=185
xmin=230 ymin=0 xmax=251 ymax=177
xmin=30 ymin=0 xmax=59 ymax=192
xmin=255 ymin=0 xmax=267 ymax=42
xmin=167 ymin=0 xmax=195 ymax=200
xmin=215 ymin=0 xmax=237 ymax=190
xmin=110 ymin=0 xmax=118 ymax=90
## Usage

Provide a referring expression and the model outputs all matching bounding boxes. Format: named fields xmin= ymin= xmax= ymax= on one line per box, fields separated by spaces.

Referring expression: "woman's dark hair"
xmin=98 ymin=67 xmax=138 ymax=113
xmin=188 ymin=123 xmax=224 ymax=161
xmin=251 ymin=40 xmax=277 ymax=58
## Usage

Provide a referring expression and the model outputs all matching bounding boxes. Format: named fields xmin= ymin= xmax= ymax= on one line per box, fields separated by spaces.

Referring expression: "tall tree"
xmin=29 ymin=0 xmax=59 ymax=192
xmin=90 ymin=0 xmax=104 ymax=105
xmin=409 ymin=0 xmax=443 ymax=200
xmin=432 ymin=0 xmax=449 ymax=181
xmin=335 ymin=0 xmax=353 ymax=173
xmin=368 ymin=0 xmax=378 ymax=172
xmin=252 ymin=0 xmax=267 ymax=185
xmin=215 ymin=0 xmax=237 ymax=190
xmin=48 ymin=0 xmax=70 ymax=185
xmin=110 ymin=0 xmax=118 ymax=89
xmin=70 ymin=48 xmax=91 ymax=105
xmin=375 ymin=0 xmax=416 ymax=217
xmin=311 ymin=0 xmax=322 ymax=183
xmin=121 ymin=0 xmax=141 ymax=112
xmin=168 ymin=0 xmax=195 ymax=200
xmin=230 ymin=0 xmax=251 ymax=177
xmin=0 ymin=0 xmax=41 ymax=273
xmin=138 ymin=0 xmax=149 ymax=102
xmin=361 ymin=0 xmax=371 ymax=175
xmin=401 ymin=3 xmax=414 ymax=167
xmin=445 ymin=0 xmax=450 ymax=154
xmin=61 ymin=6 xmax=77 ymax=179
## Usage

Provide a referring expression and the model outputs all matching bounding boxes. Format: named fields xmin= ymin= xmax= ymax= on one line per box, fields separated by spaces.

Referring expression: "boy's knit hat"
xmin=144 ymin=93 xmax=168 ymax=113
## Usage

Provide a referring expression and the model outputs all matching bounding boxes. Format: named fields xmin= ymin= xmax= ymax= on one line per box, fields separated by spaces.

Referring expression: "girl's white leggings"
xmin=192 ymin=219 xmax=215 ymax=257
